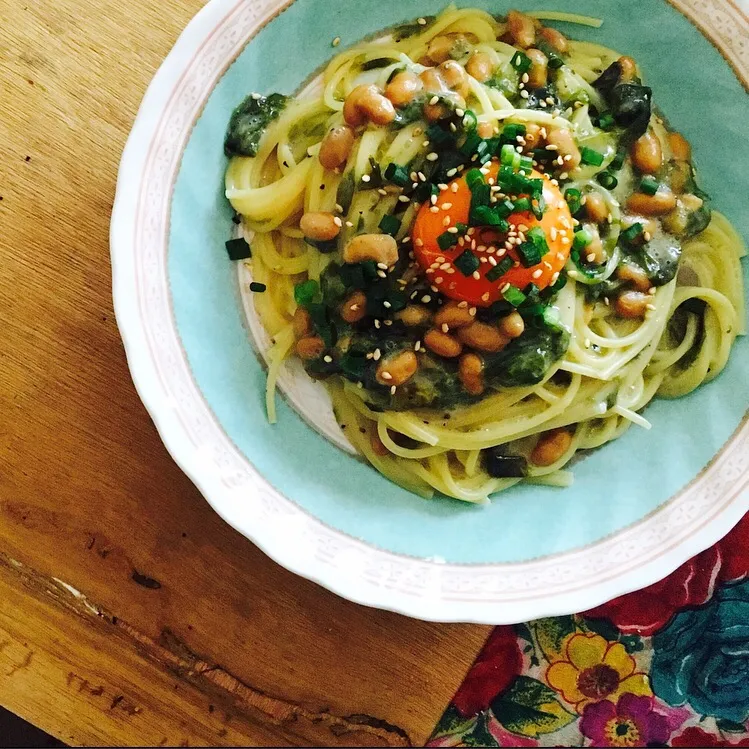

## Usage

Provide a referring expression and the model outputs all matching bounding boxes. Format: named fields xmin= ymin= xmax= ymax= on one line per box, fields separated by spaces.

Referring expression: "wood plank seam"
xmin=0 ymin=551 xmax=412 ymax=746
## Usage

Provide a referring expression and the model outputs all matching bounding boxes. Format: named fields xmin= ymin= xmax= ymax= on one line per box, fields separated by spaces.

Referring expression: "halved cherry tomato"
xmin=412 ymin=163 xmax=573 ymax=307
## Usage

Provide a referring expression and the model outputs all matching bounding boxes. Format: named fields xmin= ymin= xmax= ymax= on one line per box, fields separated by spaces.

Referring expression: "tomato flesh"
xmin=411 ymin=164 xmax=573 ymax=307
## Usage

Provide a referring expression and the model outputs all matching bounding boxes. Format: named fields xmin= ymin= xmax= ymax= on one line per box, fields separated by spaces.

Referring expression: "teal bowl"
xmin=111 ymin=0 xmax=749 ymax=622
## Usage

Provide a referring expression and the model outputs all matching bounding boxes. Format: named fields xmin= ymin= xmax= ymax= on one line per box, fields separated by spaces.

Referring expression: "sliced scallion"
xmin=225 ymin=237 xmax=251 ymax=260
xmin=378 ymin=214 xmax=401 ymax=236
xmin=564 ymin=188 xmax=582 ymax=214
xmin=437 ymin=231 xmax=460 ymax=250
xmin=639 ymin=175 xmax=659 ymax=196
xmin=620 ymin=222 xmax=644 ymax=244
xmin=596 ymin=171 xmax=618 ymax=189
xmin=384 ymin=162 xmax=409 ymax=187
xmin=503 ymin=284 xmax=526 ymax=307
xmin=510 ymin=50 xmax=532 ymax=73
xmin=580 ymin=147 xmax=604 ymax=167
xmin=486 ymin=256 xmax=514 ymax=281
xmin=454 ymin=249 xmax=480 ymax=276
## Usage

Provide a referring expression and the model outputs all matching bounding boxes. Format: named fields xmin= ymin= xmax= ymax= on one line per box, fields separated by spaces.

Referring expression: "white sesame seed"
xmin=481 ymin=292 xmax=490 ymax=302
xmin=435 ymin=276 xmax=443 ymax=284
xmin=488 ymin=256 xmax=497 ymax=266
xmin=421 ymin=295 xmax=431 ymax=303
xmin=361 ymin=174 xmax=371 ymax=183
xmin=443 ymin=216 xmax=451 ymax=226
xmin=521 ymin=73 xmax=529 ymax=83
xmin=373 ymin=348 xmax=381 ymax=360
xmin=441 ymin=323 xmax=449 ymax=333
xmin=417 ymin=16 xmax=427 ymax=24
xmin=377 ymin=270 xmax=387 ymax=278
xmin=415 ymin=341 xmax=421 ymax=351
xmin=398 ymin=195 xmax=410 ymax=203
xmin=333 ymin=216 xmax=343 ymax=227
xmin=472 ymin=270 xmax=481 ymax=280
xmin=380 ymin=370 xmax=392 ymax=380
xmin=438 ymin=183 xmax=448 ymax=190
xmin=532 ymin=268 xmax=543 ymax=279
xmin=429 ymin=95 xmax=439 ymax=106
xmin=430 ymin=206 xmax=440 ymax=213
xmin=469 ymin=307 xmax=477 ymax=316
xmin=332 ymin=36 xmax=341 ymax=46
xmin=345 ymin=221 xmax=354 ymax=227
xmin=584 ymin=338 xmax=591 ymax=349
xmin=546 ymin=144 xmax=558 ymax=151
xmin=450 ymin=122 xmax=458 ymax=132
xmin=586 ymin=253 xmax=596 ymax=263
xmin=648 ymin=286 xmax=656 ymax=295
xmin=335 ymin=203 xmax=344 ymax=213
xmin=323 ymin=355 xmax=333 ymax=363
xmin=646 ymin=303 xmax=656 ymax=311
xmin=446 ymin=228 xmax=458 ymax=235
xmin=418 ymin=171 xmax=427 ymax=182
xmin=446 ymin=168 xmax=458 ymax=178
xmin=415 ymin=238 xmax=424 ymax=247
xmin=401 ymin=235 xmax=411 ymax=243
xmin=551 ymin=271 xmax=559 ymax=282
xmin=520 ymin=90 xmax=529 ymax=99
xmin=390 ymin=385 xmax=397 ymax=395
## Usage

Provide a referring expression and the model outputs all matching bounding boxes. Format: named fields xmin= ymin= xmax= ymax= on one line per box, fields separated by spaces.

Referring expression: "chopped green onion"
xmin=639 ymin=175 xmax=659 ymax=196
xmin=609 ymin=150 xmax=626 ymax=171
xmin=564 ymin=188 xmax=582 ymax=215
xmin=500 ymin=143 xmax=519 ymax=166
xmin=294 ymin=279 xmax=320 ymax=306
xmin=465 ymin=168 xmax=485 ymax=189
xmin=580 ymin=147 xmax=604 ymax=167
xmin=518 ymin=154 xmax=534 ymax=174
xmin=384 ymin=162 xmax=410 ymax=187
xmin=536 ymin=40 xmax=564 ymax=69
xmin=597 ymin=113 xmax=615 ymax=130
xmin=378 ymin=214 xmax=401 ymax=236
xmin=437 ymin=231 xmax=460 ymax=250
xmin=486 ymin=256 xmax=514 ymax=281
xmin=496 ymin=198 xmax=517 ymax=217
xmin=510 ymin=51 xmax=532 ymax=73
xmin=517 ymin=226 xmax=547 ymax=267
xmin=460 ymin=130 xmax=483 ymax=157
xmin=620 ymin=222 xmax=644 ymax=244
xmin=475 ymin=137 xmax=499 ymax=164
xmin=413 ymin=181 xmax=439 ymax=203
xmin=502 ymin=123 xmax=526 ymax=140
xmin=471 ymin=205 xmax=510 ymax=229
xmin=596 ymin=171 xmax=618 ymax=189
xmin=249 ymin=282 xmax=266 ymax=292
xmin=503 ymin=284 xmax=527 ymax=307
xmin=361 ymin=57 xmax=391 ymax=70
xmin=462 ymin=109 xmax=478 ymax=130
xmin=572 ymin=228 xmax=593 ymax=251
xmin=454 ymin=249 xmax=480 ymax=276
xmin=470 ymin=182 xmax=491 ymax=208
xmin=225 ymin=237 xmax=251 ymax=261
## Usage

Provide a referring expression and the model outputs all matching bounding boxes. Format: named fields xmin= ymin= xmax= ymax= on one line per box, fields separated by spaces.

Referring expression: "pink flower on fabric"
xmin=580 ymin=694 xmax=674 ymax=747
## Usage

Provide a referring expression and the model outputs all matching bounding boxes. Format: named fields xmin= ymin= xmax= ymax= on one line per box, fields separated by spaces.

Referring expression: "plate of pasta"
xmin=112 ymin=0 xmax=749 ymax=622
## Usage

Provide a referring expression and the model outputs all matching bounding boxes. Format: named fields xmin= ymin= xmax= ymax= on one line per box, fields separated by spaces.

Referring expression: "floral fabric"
xmin=428 ymin=514 xmax=749 ymax=747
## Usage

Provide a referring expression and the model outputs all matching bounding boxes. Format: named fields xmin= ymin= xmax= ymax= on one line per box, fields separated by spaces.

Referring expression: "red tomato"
xmin=411 ymin=163 xmax=573 ymax=307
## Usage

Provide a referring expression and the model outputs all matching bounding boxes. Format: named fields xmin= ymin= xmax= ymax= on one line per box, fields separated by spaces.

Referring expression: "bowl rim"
xmin=110 ymin=0 xmax=749 ymax=623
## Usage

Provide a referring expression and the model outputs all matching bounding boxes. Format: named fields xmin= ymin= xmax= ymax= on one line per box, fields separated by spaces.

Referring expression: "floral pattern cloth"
xmin=428 ymin=514 xmax=749 ymax=747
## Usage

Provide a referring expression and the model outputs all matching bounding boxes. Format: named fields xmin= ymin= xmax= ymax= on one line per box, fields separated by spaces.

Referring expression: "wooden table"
xmin=0 ymin=2 xmax=492 ymax=745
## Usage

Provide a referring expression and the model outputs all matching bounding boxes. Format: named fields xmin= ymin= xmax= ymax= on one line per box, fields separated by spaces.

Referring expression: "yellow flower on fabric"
xmin=545 ymin=633 xmax=651 ymax=712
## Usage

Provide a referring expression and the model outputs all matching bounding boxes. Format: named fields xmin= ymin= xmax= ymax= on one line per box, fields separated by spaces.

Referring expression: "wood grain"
xmin=0 ymin=2 xmax=490 ymax=745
